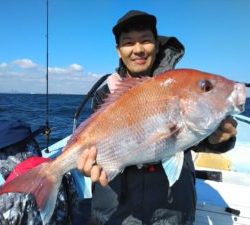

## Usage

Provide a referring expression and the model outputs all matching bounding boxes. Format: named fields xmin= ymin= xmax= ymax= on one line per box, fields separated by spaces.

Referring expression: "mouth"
xmin=132 ymin=57 xmax=147 ymax=65
xmin=237 ymin=104 xmax=245 ymax=113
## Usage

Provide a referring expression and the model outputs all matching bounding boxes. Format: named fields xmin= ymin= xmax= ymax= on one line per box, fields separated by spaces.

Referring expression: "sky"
xmin=0 ymin=0 xmax=249 ymax=95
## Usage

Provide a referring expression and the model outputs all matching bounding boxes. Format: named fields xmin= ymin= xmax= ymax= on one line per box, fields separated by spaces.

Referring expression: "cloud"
xmin=12 ymin=58 xmax=38 ymax=69
xmin=48 ymin=63 xmax=83 ymax=75
xmin=69 ymin=64 xmax=83 ymax=72
xmin=0 ymin=58 xmax=102 ymax=94
xmin=48 ymin=67 xmax=67 ymax=74
xmin=0 ymin=62 xmax=8 ymax=68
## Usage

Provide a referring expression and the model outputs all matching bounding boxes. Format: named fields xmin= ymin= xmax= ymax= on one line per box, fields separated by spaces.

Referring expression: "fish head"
xmin=159 ymin=69 xmax=247 ymax=136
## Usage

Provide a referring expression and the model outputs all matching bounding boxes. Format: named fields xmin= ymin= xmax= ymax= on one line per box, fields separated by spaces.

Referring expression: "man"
xmin=78 ymin=10 xmax=237 ymax=225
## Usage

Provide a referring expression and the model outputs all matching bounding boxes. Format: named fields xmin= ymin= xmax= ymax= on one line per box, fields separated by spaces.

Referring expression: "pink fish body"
xmin=0 ymin=69 xmax=246 ymax=224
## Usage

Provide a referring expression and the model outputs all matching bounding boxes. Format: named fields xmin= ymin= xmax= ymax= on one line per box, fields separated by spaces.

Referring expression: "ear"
xmin=116 ymin=45 xmax=122 ymax=58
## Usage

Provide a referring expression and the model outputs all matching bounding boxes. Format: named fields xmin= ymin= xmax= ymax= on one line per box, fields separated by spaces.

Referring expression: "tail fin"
xmin=0 ymin=162 xmax=62 ymax=224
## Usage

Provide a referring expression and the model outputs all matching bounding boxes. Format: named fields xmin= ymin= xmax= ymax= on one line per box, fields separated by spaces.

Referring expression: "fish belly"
xmin=95 ymin=113 xmax=179 ymax=180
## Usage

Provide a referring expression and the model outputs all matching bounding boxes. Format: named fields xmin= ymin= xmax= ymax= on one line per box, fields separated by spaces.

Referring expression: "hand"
xmin=208 ymin=116 xmax=237 ymax=145
xmin=77 ymin=146 xmax=108 ymax=186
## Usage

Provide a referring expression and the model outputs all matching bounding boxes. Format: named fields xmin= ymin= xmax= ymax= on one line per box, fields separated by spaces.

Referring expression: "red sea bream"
xmin=0 ymin=69 xmax=246 ymax=224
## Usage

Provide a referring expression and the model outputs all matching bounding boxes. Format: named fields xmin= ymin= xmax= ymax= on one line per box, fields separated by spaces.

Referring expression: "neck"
xmin=127 ymin=69 xmax=152 ymax=78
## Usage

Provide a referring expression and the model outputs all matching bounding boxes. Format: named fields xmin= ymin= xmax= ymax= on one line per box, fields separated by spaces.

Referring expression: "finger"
xmin=90 ymin=165 xmax=101 ymax=182
xmin=77 ymin=146 xmax=97 ymax=176
xmin=219 ymin=123 xmax=237 ymax=136
xmin=83 ymin=147 xmax=97 ymax=175
xmin=220 ymin=117 xmax=238 ymax=132
xmin=228 ymin=117 xmax=238 ymax=127
xmin=208 ymin=129 xmax=236 ymax=144
xmin=99 ymin=170 xmax=108 ymax=186
xmin=77 ymin=148 xmax=89 ymax=172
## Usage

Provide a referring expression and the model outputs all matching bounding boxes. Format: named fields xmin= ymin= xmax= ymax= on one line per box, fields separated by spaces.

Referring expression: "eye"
xmin=142 ymin=39 xmax=152 ymax=44
xmin=199 ymin=80 xmax=213 ymax=92
xmin=123 ymin=41 xmax=134 ymax=46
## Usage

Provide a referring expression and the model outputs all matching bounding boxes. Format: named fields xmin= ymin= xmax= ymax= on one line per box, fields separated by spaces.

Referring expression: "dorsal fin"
xmin=99 ymin=76 xmax=150 ymax=110
xmin=64 ymin=76 xmax=151 ymax=149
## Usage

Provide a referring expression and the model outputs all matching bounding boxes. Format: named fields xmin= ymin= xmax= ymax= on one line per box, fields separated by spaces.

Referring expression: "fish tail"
xmin=0 ymin=162 xmax=62 ymax=224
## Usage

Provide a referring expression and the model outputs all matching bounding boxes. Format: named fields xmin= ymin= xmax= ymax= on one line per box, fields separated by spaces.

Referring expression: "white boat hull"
xmin=194 ymin=115 xmax=250 ymax=224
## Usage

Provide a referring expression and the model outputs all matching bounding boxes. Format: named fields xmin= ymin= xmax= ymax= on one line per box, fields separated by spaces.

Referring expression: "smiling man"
xmin=117 ymin=29 xmax=158 ymax=77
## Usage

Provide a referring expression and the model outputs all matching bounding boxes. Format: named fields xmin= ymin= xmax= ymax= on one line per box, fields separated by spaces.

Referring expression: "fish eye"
xmin=199 ymin=79 xmax=213 ymax=92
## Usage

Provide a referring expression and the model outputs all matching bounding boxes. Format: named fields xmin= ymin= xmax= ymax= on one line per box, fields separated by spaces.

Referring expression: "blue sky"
xmin=0 ymin=0 xmax=249 ymax=95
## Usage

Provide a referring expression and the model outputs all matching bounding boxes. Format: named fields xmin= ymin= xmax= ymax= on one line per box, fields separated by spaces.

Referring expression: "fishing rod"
xmin=44 ymin=0 xmax=51 ymax=152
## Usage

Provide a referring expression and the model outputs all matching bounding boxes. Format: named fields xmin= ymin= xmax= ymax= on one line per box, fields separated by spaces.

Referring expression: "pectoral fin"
xmin=162 ymin=151 xmax=184 ymax=186
xmin=137 ymin=124 xmax=180 ymax=150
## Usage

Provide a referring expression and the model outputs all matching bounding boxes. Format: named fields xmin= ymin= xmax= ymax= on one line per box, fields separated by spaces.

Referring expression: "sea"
xmin=0 ymin=93 xmax=92 ymax=149
xmin=0 ymin=93 xmax=250 ymax=150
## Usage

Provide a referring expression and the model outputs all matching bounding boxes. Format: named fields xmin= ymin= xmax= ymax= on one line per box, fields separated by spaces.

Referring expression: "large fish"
xmin=0 ymin=69 xmax=247 ymax=224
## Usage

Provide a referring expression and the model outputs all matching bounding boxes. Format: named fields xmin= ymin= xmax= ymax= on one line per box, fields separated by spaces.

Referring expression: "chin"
xmin=130 ymin=71 xmax=148 ymax=77
xmin=131 ymin=68 xmax=151 ymax=76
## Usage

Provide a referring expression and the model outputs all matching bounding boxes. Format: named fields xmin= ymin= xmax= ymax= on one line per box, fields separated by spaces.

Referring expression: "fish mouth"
xmin=237 ymin=104 xmax=245 ymax=113
xmin=230 ymin=83 xmax=247 ymax=113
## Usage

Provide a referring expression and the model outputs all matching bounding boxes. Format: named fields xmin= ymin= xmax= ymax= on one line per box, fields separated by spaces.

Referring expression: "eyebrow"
xmin=120 ymin=33 xmax=154 ymax=41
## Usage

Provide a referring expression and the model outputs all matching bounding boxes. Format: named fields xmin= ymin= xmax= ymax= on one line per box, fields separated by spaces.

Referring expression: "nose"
xmin=133 ymin=42 xmax=144 ymax=53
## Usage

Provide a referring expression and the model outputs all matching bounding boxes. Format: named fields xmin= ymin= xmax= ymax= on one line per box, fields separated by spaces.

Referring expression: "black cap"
xmin=0 ymin=120 xmax=32 ymax=149
xmin=112 ymin=10 xmax=157 ymax=38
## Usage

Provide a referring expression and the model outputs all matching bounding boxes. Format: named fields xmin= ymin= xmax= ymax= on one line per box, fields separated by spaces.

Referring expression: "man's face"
xmin=117 ymin=29 xmax=158 ymax=77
